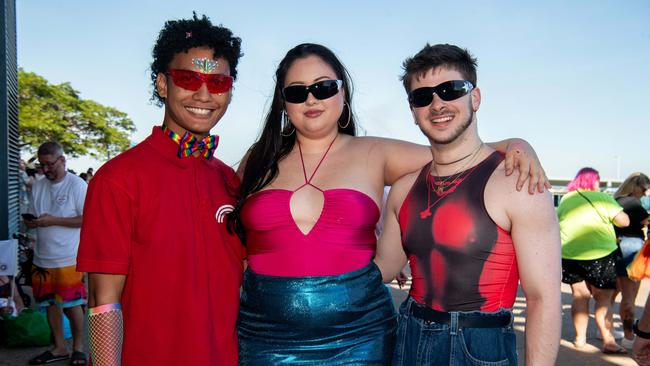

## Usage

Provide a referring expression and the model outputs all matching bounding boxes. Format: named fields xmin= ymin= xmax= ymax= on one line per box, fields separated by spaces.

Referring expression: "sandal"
xmin=70 ymin=351 xmax=87 ymax=366
xmin=603 ymin=345 xmax=627 ymax=354
xmin=28 ymin=350 xmax=70 ymax=365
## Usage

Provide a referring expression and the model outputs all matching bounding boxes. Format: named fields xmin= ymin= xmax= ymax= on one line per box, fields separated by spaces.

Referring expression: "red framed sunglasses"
xmin=166 ymin=69 xmax=234 ymax=94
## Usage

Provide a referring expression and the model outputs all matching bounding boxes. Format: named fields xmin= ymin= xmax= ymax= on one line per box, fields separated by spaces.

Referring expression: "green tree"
xmin=18 ymin=68 xmax=136 ymax=160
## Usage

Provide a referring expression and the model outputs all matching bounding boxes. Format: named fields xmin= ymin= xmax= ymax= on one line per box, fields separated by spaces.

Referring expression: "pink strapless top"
xmin=241 ymin=188 xmax=380 ymax=276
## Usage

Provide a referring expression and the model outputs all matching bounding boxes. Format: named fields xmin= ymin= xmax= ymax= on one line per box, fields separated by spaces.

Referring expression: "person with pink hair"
xmin=566 ymin=167 xmax=601 ymax=192
xmin=557 ymin=167 xmax=630 ymax=353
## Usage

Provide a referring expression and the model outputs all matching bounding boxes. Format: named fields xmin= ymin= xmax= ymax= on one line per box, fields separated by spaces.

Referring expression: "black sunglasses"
xmin=408 ymin=80 xmax=474 ymax=108
xmin=282 ymin=79 xmax=343 ymax=104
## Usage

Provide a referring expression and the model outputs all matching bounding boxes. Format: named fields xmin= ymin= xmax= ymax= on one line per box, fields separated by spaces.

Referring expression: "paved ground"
xmin=386 ymin=280 xmax=650 ymax=366
xmin=1 ymin=280 xmax=648 ymax=365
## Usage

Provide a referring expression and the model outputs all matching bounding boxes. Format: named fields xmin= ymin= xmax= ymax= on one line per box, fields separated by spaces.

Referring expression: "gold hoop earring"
xmin=338 ymin=102 xmax=351 ymax=129
xmin=280 ymin=110 xmax=295 ymax=137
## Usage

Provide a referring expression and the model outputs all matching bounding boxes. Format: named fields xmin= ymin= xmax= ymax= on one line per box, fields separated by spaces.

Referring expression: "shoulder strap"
xmin=296 ymin=135 xmax=337 ymax=191
xmin=575 ymin=190 xmax=609 ymax=224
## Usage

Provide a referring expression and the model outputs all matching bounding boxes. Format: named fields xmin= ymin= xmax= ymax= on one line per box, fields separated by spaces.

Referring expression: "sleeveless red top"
xmin=399 ymin=152 xmax=519 ymax=312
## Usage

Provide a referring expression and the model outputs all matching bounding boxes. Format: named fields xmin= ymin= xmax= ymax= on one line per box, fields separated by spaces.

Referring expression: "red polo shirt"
xmin=77 ymin=126 xmax=244 ymax=366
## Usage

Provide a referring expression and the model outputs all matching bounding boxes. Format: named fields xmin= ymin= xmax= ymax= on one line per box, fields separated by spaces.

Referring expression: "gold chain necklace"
xmin=419 ymin=149 xmax=484 ymax=219
xmin=430 ymin=143 xmax=483 ymax=195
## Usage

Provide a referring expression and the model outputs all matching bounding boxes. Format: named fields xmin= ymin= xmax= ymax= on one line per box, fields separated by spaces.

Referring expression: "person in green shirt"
xmin=557 ymin=167 xmax=629 ymax=353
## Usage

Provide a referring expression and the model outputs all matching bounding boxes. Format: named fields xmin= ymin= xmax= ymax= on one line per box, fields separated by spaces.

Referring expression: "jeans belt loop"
xmin=406 ymin=297 xmax=414 ymax=314
xmin=450 ymin=312 xmax=459 ymax=335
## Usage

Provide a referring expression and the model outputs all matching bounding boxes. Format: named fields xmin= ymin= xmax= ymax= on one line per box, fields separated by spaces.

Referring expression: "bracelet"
xmin=634 ymin=320 xmax=650 ymax=339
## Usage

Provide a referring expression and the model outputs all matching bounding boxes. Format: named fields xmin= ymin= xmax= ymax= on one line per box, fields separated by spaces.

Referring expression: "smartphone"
xmin=22 ymin=213 xmax=37 ymax=221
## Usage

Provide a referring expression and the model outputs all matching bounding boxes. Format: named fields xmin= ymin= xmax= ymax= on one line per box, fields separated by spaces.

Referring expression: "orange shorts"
xmin=31 ymin=264 xmax=86 ymax=308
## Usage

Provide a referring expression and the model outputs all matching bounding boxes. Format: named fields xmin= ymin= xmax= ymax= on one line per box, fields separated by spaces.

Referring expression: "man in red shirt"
xmin=77 ymin=14 xmax=244 ymax=366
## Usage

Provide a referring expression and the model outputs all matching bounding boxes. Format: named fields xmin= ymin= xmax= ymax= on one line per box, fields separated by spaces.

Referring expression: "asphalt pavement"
xmin=386 ymin=279 xmax=650 ymax=366
xmin=2 ymin=280 xmax=648 ymax=365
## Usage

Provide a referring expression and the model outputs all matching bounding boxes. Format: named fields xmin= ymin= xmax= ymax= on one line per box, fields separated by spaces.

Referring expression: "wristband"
xmin=633 ymin=320 xmax=650 ymax=339
xmin=88 ymin=303 xmax=123 ymax=366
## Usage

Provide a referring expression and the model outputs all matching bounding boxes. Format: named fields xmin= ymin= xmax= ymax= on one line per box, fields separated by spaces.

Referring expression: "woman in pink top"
xmin=232 ymin=43 xmax=547 ymax=365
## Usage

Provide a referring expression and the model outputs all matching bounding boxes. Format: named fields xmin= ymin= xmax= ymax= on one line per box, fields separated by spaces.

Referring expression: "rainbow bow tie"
xmin=162 ymin=126 xmax=219 ymax=160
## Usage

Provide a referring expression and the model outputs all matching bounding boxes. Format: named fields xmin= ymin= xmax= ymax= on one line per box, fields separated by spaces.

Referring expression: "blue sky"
xmin=17 ymin=0 xmax=649 ymax=181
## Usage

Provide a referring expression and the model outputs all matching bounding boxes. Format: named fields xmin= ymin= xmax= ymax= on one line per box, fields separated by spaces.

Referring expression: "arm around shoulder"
xmin=369 ymin=137 xmax=429 ymax=185
xmin=487 ymin=138 xmax=551 ymax=194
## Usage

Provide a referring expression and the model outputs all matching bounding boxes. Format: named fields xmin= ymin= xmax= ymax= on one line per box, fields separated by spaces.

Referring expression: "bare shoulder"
xmin=353 ymin=136 xmax=425 ymax=151
xmin=353 ymin=135 xmax=411 ymax=144
xmin=347 ymin=135 xmax=379 ymax=151
xmin=489 ymin=161 xmax=551 ymax=199
xmin=485 ymin=161 xmax=554 ymax=230
xmin=352 ymin=136 xmax=429 ymax=185
xmin=486 ymin=162 xmax=518 ymax=195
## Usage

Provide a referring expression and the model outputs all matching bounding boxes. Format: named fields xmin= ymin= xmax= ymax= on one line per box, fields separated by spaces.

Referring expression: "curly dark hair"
xmin=150 ymin=12 xmax=242 ymax=106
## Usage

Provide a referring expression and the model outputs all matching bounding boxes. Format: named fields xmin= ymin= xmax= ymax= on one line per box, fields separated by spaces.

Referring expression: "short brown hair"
xmin=401 ymin=43 xmax=478 ymax=92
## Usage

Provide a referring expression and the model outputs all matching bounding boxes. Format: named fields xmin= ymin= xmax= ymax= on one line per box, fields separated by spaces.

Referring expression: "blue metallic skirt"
xmin=238 ymin=261 xmax=397 ymax=365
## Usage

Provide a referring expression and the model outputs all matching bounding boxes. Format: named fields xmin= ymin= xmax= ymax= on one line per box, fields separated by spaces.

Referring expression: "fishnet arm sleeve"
xmin=88 ymin=304 xmax=123 ymax=366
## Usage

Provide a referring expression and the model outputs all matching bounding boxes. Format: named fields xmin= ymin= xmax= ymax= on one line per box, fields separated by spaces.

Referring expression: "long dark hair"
xmin=229 ymin=43 xmax=357 ymax=242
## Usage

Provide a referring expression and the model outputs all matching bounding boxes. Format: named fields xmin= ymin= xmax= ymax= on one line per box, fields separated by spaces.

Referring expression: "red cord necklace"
xmin=419 ymin=143 xmax=483 ymax=219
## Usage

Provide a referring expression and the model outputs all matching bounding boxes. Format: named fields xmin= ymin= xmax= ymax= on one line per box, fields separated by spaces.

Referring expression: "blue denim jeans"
xmin=616 ymin=236 xmax=645 ymax=276
xmin=392 ymin=297 xmax=518 ymax=366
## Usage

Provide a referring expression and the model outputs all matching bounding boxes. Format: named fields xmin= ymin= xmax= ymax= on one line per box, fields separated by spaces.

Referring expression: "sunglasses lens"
xmin=283 ymin=80 xmax=342 ymax=104
xmin=409 ymin=80 xmax=473 ymax=107
xmin=437 ymin=80 xmax=471 ymax=101
xmin=283 ymin=86 xmax=309 ymax=103
xmin=205 ymin=75 xmax=233 ymax=93
xmin=169 ymin=70 xmax=202 ymax=91
xmin=168 ymin=69 xmax=233 ymax=93
xmin=311 ymin=80 xmax=341 ymax=100
xmin=409 ymin=88 xmax=434 ymax=108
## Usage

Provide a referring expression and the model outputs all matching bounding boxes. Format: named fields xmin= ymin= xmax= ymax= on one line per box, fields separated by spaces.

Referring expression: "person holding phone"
xmin=25 ymin=141 xmax=88 ymax=366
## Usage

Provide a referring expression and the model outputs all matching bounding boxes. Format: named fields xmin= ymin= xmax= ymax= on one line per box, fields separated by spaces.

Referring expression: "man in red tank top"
xmin=375 ymin=44 xmax=561 ymax=366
